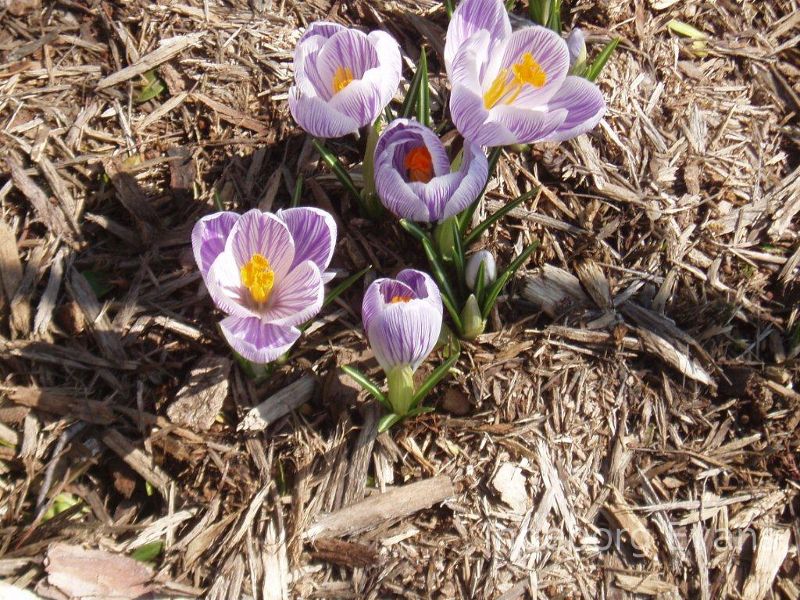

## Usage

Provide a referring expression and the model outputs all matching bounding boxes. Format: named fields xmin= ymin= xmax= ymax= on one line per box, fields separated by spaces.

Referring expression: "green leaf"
xmin=464 ymin=187 xmax=537 ymax=248
xmin=443 ymin=0 xmax=454 ymax=18
xmin=341 ymin=365 xmax=391 ymax=411
xmin=474 ymin=259 xmax=487 ymax=307
xmin=585 ymin=38 xmax=620 ymax=82
xmin=412 ymin=347 xmax=460 ymax=408
xmin=130 ymin=541 xmax=164 ymax=563
xmin=546 ymin=0 xmax=562 ymax=32
xmin=291 ymin=175 xmax=303 ymax=208
xmin=450 ymin=216 xmax=465 ymax=295
xmin=378 ymin=413 xmax=404 ymax=433
xmin=459 ymin=147 xmax=502 ymax=236
xmin=312 ymin=139 xmax=362 ymax=205
xmin=505 ymin=0 xmax=516 ymax=9
xmin=80 ymin=270 xmax=113 ymax=299
xmin=135 ymin=70 xmax=166 ymax=103
xmin=323 ymin=265 xmax=371 ymax=308
xmin=401 ymin=47 xmax=426 ymax=119
xmin=417 ymin=48 xmax=430 ymax=128
xmin=482 ymin=241 xmax=539 ymax=319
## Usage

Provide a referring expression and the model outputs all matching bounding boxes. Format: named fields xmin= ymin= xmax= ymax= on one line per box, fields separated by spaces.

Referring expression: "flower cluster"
xmin=191 ymin=0 xmax=611 ymax=429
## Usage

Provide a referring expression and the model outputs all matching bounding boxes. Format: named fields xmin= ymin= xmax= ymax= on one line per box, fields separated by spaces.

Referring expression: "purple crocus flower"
xmin=362 ymin=269 xmax=443 ymax=376
xmin=444 ymin=0 xmax=606 ymax=147
xmin=288 ymin=22 xmax=402 ymax=139
xmin=192 ymin=207 xmax=337 ymax=363
xmin=373 ymin=118 xmax=488 ymax=223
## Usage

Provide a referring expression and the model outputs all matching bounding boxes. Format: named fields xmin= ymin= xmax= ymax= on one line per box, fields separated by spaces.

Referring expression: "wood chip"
xmin=605 ymin=488 xmax=659 ymax=561
xmin=614 ymin=573 xmax=679 ymax=596
xmin=238 ymin=375 xmax=316 ymax=432
xmin=192 ymin=93 xmax=269 ymax=135
xmin=0 ymin=219 xmax=22 ymax=304
xmin=99 ymin=429 xmax=173 ymax=499
xmin=521 ymin=265 xmax=590 ymax=318
xmin=166 ymin=355 xmax=231 ymax=431
xmin=305 ymin=475 xmax=456 ymax=540
xmin=492 ymin=462 xmax=529 ymax=514
xmin=103 ymin=158 xmax=159 ymax=227
xmin=6 ymin=157 xmax=75 ymax=242
xmin=66 ymin=268 xmax=127 ymax=364
xmin=741 ymin=526 xmax=791 ymax=600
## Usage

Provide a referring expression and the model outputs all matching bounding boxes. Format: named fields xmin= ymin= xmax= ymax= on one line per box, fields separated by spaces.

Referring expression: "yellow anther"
xmin=332 ymin=66 xmax=354 ymax=94
xmin=240 ymin=253 xmax=275 ymax=303
xmin=390 ymin=295 xmax=413 ymax=304
xmin=483 ymin=52 xmax=547 ymax=109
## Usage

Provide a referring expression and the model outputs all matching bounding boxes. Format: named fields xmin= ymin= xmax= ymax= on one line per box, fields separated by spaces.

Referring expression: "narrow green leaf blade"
xmin=378 ymin=413 xmax=403 ymax=433
xmin=399 ymin=219 xmax=459 ymax=315
xmin=417 ymin=48 xmax=431 ymax=128
xmin=464 ymin=187 xmax=537 ymax=247
xmin=481 ymin=241 xmax=539 ymax=319
xmin=323 ymin=265 xmax=371 ymax=308
xmin=312 ymin=139 xmax=362 ymax=204
xmin=585 ymin=38 xmax=620 ymax=82
xmin=131 ymin=541 xmax=164 ymax=563
xmin=443 ymin=0 xmax=454 ymax=18
xmin=401 ymin=48 xmax=425 ymax=119
xmin=341 ymin=365 xmax=391 ymax=410
xmin=474 ymin=259 xmax=487 ymax=307
xmin=411 ymin=348 xmax=460 ymax=408
xmin=291 ymin=175 xmax=303 ymax=208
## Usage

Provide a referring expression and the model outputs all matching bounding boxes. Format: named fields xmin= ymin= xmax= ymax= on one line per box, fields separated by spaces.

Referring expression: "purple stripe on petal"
xmin=299 ymin=21 xmax=345 ymax=45
xmin=396 ymin=269 xmax=442 ymax=317
xmin=289 ymin=90 xmax=360 ymax=138
xmin=294 ymin=36 xmax=332 ymax=100
xmin=491 ymin=103 xmax=567 ymax=145
xmin=367 ymin=300 xmax=442 ymax=372
xmin=439 ymin=143 xmax=488 ymax=221
xmin=367 ymin=31 xmax=402 ymax=107
xmin=376 ymin=119 xmax=451 ymax=179
xmin=278 ymin=207 xmax=337 ymax=273
xmin=227 ymin=209 xmax=295 ymax=279
xmin=374 ymin=162 xmax=430 ymax=221
xmin=499 ymin=26 xmax=570 ymax=108
xmin=192 ymin=211 xmax=239 ymax=280
xmin=260 ymin=260 xmax=324 ymax=328
xmin=542 ymin=76 xmax=606 ymax=142
xmin=422 ymin=172 xmax=463 ymax=221
xmin=317 ymin=29 xmax=379 ymax=91
xmin=328 ymin=76 xmax=385 ymax=128
xmin=205 ymin=251 xmax=256 ymax=319
xmin=451 ymin=83 xmax=516 ymax=147
xmin=219 ymin=316 xmax=301 ymax=364
xmin=445 ymin=0 xmax=511 ymax=78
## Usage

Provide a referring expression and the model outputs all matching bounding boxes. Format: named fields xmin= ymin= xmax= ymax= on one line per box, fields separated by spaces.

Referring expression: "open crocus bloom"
xmin=192 ymin=208 xmax=337 ymax=364
xmin=445 ymin=0 xmax=606 ymax=147
xmin=374 ymin=119 xmax=488 ymax=222
xmin=288 ymin=22 xmax=402 ymax=139
xmin=362 ymin=269 xmax=443 ymax=375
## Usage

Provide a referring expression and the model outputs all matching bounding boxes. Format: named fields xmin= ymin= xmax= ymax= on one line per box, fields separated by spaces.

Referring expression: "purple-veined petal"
xmin=278 ymin=207 xmax=337 ymax=273
xmin=298 ymin=21 xmax=346 ymax=45
xmin=227 ymin=209 xmax=295 ymax=279
xmin=566 ymin=28 xmax=586 ymax=67
xmin=219 ymin=316 xmax=301 ymax=364
xmin=396 ymin=269 xmax=442 ymax=318
xmin=204 ymin=251 xmax=256 ymax=319
xmin=294 ymin=35 xmax=332 ymax=100
xmin=192 ymin=211 xmax=239 ymax=280
xmin=374 ymin=160 xmax=430 ymax=221
xmin=259 ymin=260 xmax=324 ymax=328
xmin=497 ymin=26 xmax=570 ymax=109
xmin=316 ymin=29 xmax=379 ymax=94
xmin=451 ymin=83 xmax=517 ymax=146
xmin=376 ymin=119 xmax=451 ymax=178
xmin=421 ymin=172 xmax=464 ymax=222
xmin=439 ymin=143 xmax=488 ymax=221
xmin=445 ymin=0 xmax=511 ymax=78
xmin=362 ymin=277 xmax=416 ymax=335
xmin=367 ymin=30 xmax=402 ymax=108
xmin=541 ymin=75 xmax=606 ymax=141
xmin=366 ymin=299 xmax=442 ymax=372
xmin=327 ymin=73 xmax=386 ymax=128
xmin=490 ymin=103 xmax=567 ymax=145
xmin=288 ymin=89 xmax=360 ymax=138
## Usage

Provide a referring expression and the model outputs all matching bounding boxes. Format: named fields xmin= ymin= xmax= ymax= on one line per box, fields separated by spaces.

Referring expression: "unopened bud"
xmin=465 ymin=250 xmax=497 ymax=290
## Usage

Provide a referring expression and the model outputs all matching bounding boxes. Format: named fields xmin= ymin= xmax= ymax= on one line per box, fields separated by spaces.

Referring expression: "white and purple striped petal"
xmin=278 ymin=207 xmax=337 ymax=280
xmin=373 ymin=118 xmax=488 ymax=223
xmin=192 ymin=211 xmax=239 ymax=279
xmin=227 ymin=209 xmax=295 ymax=279
xmin=362 ymin=269 xmax=443 ymax=373
xmin=219 ymin=316 xmax=301 ymax=364
xmin=289 ymin=22 xmax=401 ymax=139
xmin=446 ymin=0 xmax=606 ymax=146
xmin=260 ymin=260 xmax=324 ymax=328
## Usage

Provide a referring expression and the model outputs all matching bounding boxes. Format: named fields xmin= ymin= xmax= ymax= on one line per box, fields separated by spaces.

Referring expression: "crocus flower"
xmin=192 ymin=207 xmax=337 ymax=363
xmin=444 ymin=0 xmax=605 ymax=147
xmin=374 ymin=118 xmax=488 ymax=223
xmin=465 ymin=250 xmax=497 ymax=290
xmin=566 ymin=28 xmax=587 ymax=72
xmin=362 ymin=270 xmax=443 ymax=414
xmin=288 ymin=22 xmax=402 ymax=139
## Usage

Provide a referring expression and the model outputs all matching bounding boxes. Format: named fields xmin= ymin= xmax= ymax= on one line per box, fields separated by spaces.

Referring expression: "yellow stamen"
xmin=240 ymin=253 xmax=275 ymax=303
xmin=332 ymin=66 xmax=354 ymax=94
xmin=390 ymin=295 xmax=413 ymax=304
xmin=482 ymin=52 xmax=547 ymax=109
xmin=404 ymin=146 xmax=434 ymax=183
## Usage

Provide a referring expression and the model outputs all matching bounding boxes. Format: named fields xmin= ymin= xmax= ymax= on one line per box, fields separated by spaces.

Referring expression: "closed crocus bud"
xmin=461 ymin=294 xmax=486 ymax=340
xmin=288 ymin=22 xmax=401 ymax=138
xmin=465 ymin=250 xmax=497 ymax=290
xmin=362 ymin=270 xmax=443 ymax=415
xmin=566 ymin=28 xmax=587 ymax=73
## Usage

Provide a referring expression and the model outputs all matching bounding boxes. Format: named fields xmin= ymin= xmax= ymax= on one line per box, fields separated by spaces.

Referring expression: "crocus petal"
xmin=205 ymin=251 xmax=255 ymax=319
xmin=491 ymin=103 xmax=567 ymax=145
xmin=566 ymin=28 xmax=586 ymax=67
xmin=328 ymin=73 xmax=387 ymax=129
xmin=288 ymin=90 xmax=360 ymax=138
xmin=219 ymin=316 xmax=301 ymax=364
xmin=542 ymin=75 xmax=606 ymax=142
xmin=376 ymin=119 xmax=451 ymax=177
xmin=445 ymin=0 xmax=511 ymax=78
xmin=316 ymin=29 xmax=379 ymax=93
xmin=227 ymin=209 xmax=295 ymax=279
xmin=396 ymin=269 xmax=442 ymax=318
xmin=298 ymin=21 xmax=345 ymax=45
xmin=451 ymin=83 xmax=517 ymax=146
xmin=278 ymin=207 xmax=337 ymax=273
xmin=192 ymin=211 xmax=239 ymax=280
xmin=294 ymin=35 xmax=331 ymax=100
xmin=498 ymin=26 xmax=570 ymax=108
xmin=260 ymin=260 xmax=324 ymax=328
xmin=367 ymin=30 xmax=402 ymax=108
xmin=374 ymin=164 xmax=430 ymax=221
xmin=362 ymin=278 xmax=416 ymax=334
xmin=366 ymin=300 xmax=441 ymax=373
xmin=439 ymin=143 xmax=488 ymax=220
xmin=421 ymin=172 xmax=464 ymax=221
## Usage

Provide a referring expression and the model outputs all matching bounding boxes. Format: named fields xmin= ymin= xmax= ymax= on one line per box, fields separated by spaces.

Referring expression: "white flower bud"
xmin=465 ymin=250 xmax=497 ymax=291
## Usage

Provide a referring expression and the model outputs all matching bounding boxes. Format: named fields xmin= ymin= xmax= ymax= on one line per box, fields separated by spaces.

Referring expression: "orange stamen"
xmin=404 ymin=146 xmax=434 ymax=183
xmin=390 ymin=295 xmax=413 ymax=303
